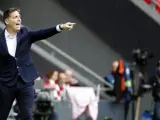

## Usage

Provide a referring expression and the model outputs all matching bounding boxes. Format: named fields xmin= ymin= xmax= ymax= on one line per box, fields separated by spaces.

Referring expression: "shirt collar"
xmin=5 ymin=29 xmax=17 ymax=39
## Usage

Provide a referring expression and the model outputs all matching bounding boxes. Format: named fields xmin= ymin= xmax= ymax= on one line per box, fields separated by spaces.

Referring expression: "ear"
xmin=5 ymin=19 xmax=9 ymax=25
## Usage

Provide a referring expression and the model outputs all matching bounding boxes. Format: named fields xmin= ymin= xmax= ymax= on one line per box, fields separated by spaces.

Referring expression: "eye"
xmin=13 ymin=15 xmax=21 ymax=19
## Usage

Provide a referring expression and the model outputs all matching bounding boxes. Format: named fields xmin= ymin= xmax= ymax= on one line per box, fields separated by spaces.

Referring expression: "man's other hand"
xmin=60 ymin=22 xmax=76 ymax=30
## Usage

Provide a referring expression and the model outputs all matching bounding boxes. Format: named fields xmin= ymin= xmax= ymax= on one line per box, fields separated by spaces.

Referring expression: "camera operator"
xmin=131 ymin=48 xmax=155 ymax=120
xmin=145 ymin=61 xmax=160 ymax=120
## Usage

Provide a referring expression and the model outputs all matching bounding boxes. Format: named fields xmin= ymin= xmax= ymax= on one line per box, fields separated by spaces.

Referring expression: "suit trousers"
xmin=0 ymin=76 xmax=34 ymax=120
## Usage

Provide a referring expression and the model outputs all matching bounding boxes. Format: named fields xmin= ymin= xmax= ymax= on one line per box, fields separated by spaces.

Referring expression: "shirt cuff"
xmin=56 ymin=25 xmax=62 ymax=32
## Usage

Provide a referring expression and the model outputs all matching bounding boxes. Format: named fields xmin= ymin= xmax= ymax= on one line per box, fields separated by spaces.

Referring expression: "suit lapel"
xmin=0 ymin=30 xmax=9 ymax=54
xmin=15 ymin=31 xmax=21 ymax=57
xmin=16 ymin=32 xmax=21 ymax=47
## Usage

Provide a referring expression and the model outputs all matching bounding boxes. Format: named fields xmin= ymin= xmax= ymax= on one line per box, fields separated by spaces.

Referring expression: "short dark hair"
xmin=3 ymin=8 xmax=20 ymax=24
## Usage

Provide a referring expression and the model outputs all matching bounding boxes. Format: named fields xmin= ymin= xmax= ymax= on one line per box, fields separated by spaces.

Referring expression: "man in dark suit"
xmin=0 ymin=8 xmax=75 ymax=120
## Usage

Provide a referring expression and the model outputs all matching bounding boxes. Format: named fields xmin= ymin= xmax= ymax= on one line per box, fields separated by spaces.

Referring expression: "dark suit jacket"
xmin=0 ymin=26 xmax=60 ymax=83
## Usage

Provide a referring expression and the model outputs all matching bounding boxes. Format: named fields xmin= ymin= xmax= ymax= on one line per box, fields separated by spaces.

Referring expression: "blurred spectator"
xmin=155 ymin=0 xmax=160 ymax=13
xmin=65 ymin=70 xmax=79 ymax=86
xmin=144 ymin=0 xmax=160 ymax=13
xmin=44 ymin=70 xmax=82 ymax=101
xmin=44 ymin=70 xmax=59 ymax=87
xmin=58 ymin=72 xmax=67 ymax=85
xmin=50 ymin=72 xmax=67 ymax=101
xmin=144 ymin=0 xmax=152 ymax=5
xmin=112 ymin=61 xmax=119 ymax=72
xmin=47 ymin=70 xmax=59 ymax=81
xmin=141 ymin=61 xmax=160 ymax=120
xmin=104 ymin=60 xmax=132 ymax=120
xmin=104 ymin=61 xmax=121 ymax=99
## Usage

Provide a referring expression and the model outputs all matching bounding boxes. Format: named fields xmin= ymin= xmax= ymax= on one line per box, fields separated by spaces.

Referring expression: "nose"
xmin=18 ymin=17 xmax=21 ymax=22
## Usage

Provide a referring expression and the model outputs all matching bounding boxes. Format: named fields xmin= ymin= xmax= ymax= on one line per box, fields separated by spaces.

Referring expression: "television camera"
xmin=33 ymin=90 xmax=54 ymax=120
xmin=12 ymin=80 xmax=56 ymax=120
xmin=132 ymin=48 xmax=154 ymax=69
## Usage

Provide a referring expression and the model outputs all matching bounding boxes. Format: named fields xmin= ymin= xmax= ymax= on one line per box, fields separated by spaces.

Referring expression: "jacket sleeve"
xmin=28 ymin=25 xmax=62 ymax=43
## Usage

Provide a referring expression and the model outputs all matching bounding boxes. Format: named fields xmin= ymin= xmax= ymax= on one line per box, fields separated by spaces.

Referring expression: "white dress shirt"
xmin=5 ymin=30 xmax=17 ymax=57
xmin=4 ymin=25 xmax=62 ymax=57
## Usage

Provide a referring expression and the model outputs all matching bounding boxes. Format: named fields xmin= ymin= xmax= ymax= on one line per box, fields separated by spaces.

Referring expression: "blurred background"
xmin=1 ymin=0 xmax=160 ymax=120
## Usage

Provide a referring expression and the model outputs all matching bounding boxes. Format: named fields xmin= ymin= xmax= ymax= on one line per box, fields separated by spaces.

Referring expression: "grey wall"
xmin=30 ymin=51 xmax=61 ymax=76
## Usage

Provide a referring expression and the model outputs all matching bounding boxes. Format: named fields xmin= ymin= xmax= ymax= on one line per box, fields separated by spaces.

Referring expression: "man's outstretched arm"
xmin=28 ymin=22 xmax=76 ymax=43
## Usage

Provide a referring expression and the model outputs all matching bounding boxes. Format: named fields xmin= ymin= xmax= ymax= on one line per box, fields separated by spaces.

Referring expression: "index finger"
xmin=68 ymin=22 xmax=76 ymax=25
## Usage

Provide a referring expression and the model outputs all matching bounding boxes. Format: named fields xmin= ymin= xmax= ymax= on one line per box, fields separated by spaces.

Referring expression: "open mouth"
xmin=16 ymin=23 xmax=21 ymax=26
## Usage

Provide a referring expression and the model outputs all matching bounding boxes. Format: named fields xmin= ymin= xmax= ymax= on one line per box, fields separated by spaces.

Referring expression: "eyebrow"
xmin=12 ymin=15 xmax=21 ymax=18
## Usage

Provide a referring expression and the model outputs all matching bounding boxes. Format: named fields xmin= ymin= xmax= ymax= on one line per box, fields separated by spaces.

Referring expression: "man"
xmin=65 ymin=70 xmax=78 ymax=85
xmin=146 ymin=61 xmax=160 ymax=120
xmin=104 ymin=60 xmax=122 ymax=101
xmin=104 ymin=60 xmax=132 ymax=120
xmin=0 ymin=8 xmax=75 ymax=120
